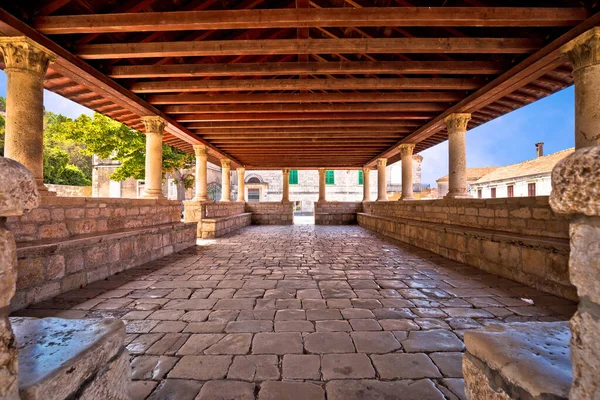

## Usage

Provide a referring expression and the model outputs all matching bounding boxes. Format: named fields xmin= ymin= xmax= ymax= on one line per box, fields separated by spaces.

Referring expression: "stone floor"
xmin=14 ymin=225 xmax=576 ymax=400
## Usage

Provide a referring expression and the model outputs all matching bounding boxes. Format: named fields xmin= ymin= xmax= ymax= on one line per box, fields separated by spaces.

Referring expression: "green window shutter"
xmin=358 ymin=170 xmax=364 ymax=185
xmin=326 ymin=170 xmax=335 ymax=185
xmin=289 ymin=170 xmax=298 ymax=185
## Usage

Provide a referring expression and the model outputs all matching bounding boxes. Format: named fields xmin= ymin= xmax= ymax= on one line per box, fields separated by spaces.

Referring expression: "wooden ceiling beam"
xmin=176 ymin=112 xmax=435 ymax=122
xmin=147 ymin=92 xmax=463 ymax=104
xmin=108 ymin=60 xmax=504 ymax=78
xmin=187 ymin=120 xmax=421 ymax=129
xmin=163 ymin=103 xmax=448 ymax=114
xmin=77 ymin=38 xmax=541 ymax=60
xmin=35 ymin=8 xmax=588 ymax=34
xmin=131 ymin=77 xmax=481 ymax=93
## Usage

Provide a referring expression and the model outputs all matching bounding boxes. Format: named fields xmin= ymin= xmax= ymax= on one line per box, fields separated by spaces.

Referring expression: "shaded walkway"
xmin=15 ymin=225 xmax=576 ymax=400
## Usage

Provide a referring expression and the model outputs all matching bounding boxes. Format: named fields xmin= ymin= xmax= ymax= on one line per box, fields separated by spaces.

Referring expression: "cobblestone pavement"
xmin=16 ymin=225 xmax=576 ymax=400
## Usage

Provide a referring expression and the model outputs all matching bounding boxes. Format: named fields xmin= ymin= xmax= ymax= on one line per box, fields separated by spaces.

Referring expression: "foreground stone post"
xmin=562 ymin=28 xmax=600 ymax=149
xmin=141 ymin=116 xmax=167 ymax=199
xmin=220 ymin=159 xmax=231 ymax=202
xmin=550 ymin=146 xmax=600 ymax=400
xmin=282 ymin=168 xmax=290 ymax=203
xmin=399 ymin=144 xmax=416 ymax=200
xmin=0 ymin=37 xmax=55 ymax=195
xmin=376 ymin=158 xmax=388 ymax=201
xmin=193 ymin=144 xmax=208 ymax=201
xmin=444 ymin=113 xmax=472 ymax=199
xmin=362 ymin=167 xmax=371 ymax=202
xmin=318 ymin=168 xmax=327 ymax=202
xmin=0 ymin=157 xmax=40 ymax=400
xmin=237 ymin=168 xmax=246 ymax=202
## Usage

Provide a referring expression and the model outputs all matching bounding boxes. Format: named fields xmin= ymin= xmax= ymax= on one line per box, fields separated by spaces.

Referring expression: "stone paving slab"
xmin=13 ymin=225 xmax=576 ymax=400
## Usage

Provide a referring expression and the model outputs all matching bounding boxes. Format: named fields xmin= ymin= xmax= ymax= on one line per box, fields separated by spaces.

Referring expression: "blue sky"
xmin=0 ymin=71 xmax=575 ymax=186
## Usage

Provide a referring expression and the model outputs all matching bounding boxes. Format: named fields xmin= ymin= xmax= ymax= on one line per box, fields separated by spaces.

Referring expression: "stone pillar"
xmin=282 ymin=168 xmax=290 ymax=203
xmin=562 ymin=28 xmax=600 ymax=149
xmin=220 ymin=159 xmax=231 ymax=202
xmin=549 ymin=146 xmax=600 ymax=400
xmin=444 ymin=113 xmax=471 ymax=199
xmin=318 ymin=168 xmax=326 ymax=202
xmin=0 ymin=157 xmax=40 ymax=400
xmin=399 ymin=144 xmax=416 ymax=200
xmin=141 ymin=116 xmax=167 ymax=199
xmin=237 ymin=168 xmax=246 ymax=202
xmin=376 ymin=158 xmax=388 ymax=201
xmin=362 ymin=167 xmax=371 ymax=202
xmin=0 ymin=37 xmax=55 ymax=195
xmin=193 ymin=144 xmax=208 ymax=201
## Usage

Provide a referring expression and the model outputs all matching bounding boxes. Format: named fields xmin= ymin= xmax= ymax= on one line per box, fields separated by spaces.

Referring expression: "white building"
xmin=469 ymin=147 xmax=574 ymax=199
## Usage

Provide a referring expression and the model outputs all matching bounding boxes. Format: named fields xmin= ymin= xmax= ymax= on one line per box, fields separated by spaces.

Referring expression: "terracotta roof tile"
xmin=436 ymin=167 xmax=499 ymax=183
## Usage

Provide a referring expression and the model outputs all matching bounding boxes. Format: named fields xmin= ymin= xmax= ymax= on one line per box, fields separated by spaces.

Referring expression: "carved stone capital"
xmin=193 ymin=144 xmax=208 ymax=158
xmin=282 ymin=168 xmax=290 ymax=175
xmin=362 ymin=167 xmax=371 ymax=174
xmin=444 ymin=113 xmax=471 ymax=133
xmin=140 ymin=116 xmax=167 ymax=134
xmin=236 ymin=167 xmax=245 ymax=174
xmin=220 ymin=158 xmax=231 ymax=169
xmin=318 ymin=168 xmax=326 ymax=176
xmin=0 ymin=37 xmax=55 ymax=77
xmin=376 ymin=158 xmax=387 ymax=168
xmin=550 ymin=146 xmax=600 ymax=216
xmin=398 ymin=144 xmax=415 ymax=159
xmin=412 ymin=154 xmax=424 ymax=162
xmin=562 ymin=27 xmax=600 ymax=72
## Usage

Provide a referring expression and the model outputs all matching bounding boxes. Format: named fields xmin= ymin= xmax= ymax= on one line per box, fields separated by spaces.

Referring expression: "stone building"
xmin=469 ymin=147 xmax=575 ymax=198
xmin=436 ymin=167 xmax=498 ymax=198
xmin=232 ymin=156 xmax=423 ymax=213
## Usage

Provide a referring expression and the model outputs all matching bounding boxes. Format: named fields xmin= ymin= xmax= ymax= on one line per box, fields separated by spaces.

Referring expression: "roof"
xmin=0 ymin=3 xmax=592 ymax=169
xmin=436 ymin=167 xmax=499 ymax=183
xmin=474 ymin=148 xmax=574 ymax=184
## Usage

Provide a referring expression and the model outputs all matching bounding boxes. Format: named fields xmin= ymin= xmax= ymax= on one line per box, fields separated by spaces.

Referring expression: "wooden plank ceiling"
xmin=1 ymin=0 xmax=597 ymax=169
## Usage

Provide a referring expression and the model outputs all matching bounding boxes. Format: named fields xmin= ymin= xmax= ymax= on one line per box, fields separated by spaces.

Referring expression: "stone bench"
xmin=314 ymin=201 xmax=363 ymax=225
xmin=357 ymin=212 xmax=575 ymax=300
xmin=12 ymin=316 xmax=131 ymax=400
xmin=13 ymin=222 xmax=197 ymax=310
xmin=199 ymin=212 xmax=252 ymax=238
xmin=463 ymin=322 xmax=572 ymax=400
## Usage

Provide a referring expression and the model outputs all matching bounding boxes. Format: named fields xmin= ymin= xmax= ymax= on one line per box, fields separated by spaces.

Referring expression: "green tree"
xmin=53 ymin=112 xmax=195 ymax=200
xmin=43 ymin=147 xmax=92 ymax=186
xmin=0 ymin=113 xmax=5 ymax=157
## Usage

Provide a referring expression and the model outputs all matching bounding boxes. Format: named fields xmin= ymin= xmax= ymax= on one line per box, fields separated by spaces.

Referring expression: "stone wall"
xmin=359 ymin=197 xmax=574 ymax=300
xmin=183 ymin=201 xmax=251 ymax=239
xmin=46 ymin=184 xmax=92 ymax=197
xmin=315 ymin=201 xmax=364 ymax=225
xmin=8 ymin=197 xmax=197 ymax=310
xmin=363 ymin=197 xmax=569 ymax=239
xmin=245 ymin=202 xmax=294 ymax=225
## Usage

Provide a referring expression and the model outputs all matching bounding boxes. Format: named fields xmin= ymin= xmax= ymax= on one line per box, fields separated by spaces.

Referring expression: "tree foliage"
xmin=0 ymin=113 xmax=5 ymax=157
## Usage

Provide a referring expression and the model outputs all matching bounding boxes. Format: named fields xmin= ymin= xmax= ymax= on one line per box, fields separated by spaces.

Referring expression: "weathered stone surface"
xmin=0 ymin=157 xmax=40 ymax=217
xmin=227 ymin=355 xmax=280 ymax=381
xmin=563 ymin=311 xmax=599 ymax=400
xmin=402 ymin=329 xmax=465 ymax=352
xmin=326 ymin=379 xmax=445 ymax=400
xmin=147 ymin=379 xmax=202 ymax=400
xmin=282 ymin=354 xmax=320 ymax=380
xmin=12 ymin=317 xmax=127 ymax=400
xmin=196 ymin=380 xmax=255 ymax=400
xmin=569 ymin=216 xmax=600 ymax=304
xmin=550 ymin=146 xmax=600 ymax=216
xmin=464 ymin=322 xmax=572 ymax=399
xmin=371 ymin=353 xmax=442 ymax=379
xmin=78 ymin=349 xmax=131 ymax=400
xmin=252 ymin=332 xmax=303 ymax=354
xmin=321 ymin=353 xmax=376 ymax=380
xmin=350 ymin=331 xmax=401 ymax=354
xmin=304 ymin=332 xmax=355 ymax=354
xmin=258 ymin=381 xmax=325 ymax=400
xmin=168 ymin=355 xmax=232 ymax=380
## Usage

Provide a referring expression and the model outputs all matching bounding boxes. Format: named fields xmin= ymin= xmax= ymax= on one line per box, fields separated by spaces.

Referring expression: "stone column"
xmin=549 ymin=146 xmax=600 ymax=399
xmin=0 ymin=157 xmax=40 ymax=400
xmin=376 ymin=158 xmax=388 ymax=201
xmin=318 ymin=168 xmax=326 ymax=202
xmin=444 ymin=113 xmax=472 ymax=199
xmin=562 ymin=28 xmax=600 ymax=149
xmin=237 ymin=168 xmax=246 ymax=202
xmin=141 ymin=116 xmax=167 ymax=199
xmin=362 ymin=167 xmax=371 ymax=202
xmin=0 ymin=37 xmax=55 ymax=195
xmin=282 ymin=168 xmax=290 ymax=203
xmin=193 ymin=144 xmax=208 ymax=201
xmin=220 ymin=159 xmax=231 ymax=202
xmin=399 ymin=144 xmax=416 ymax=200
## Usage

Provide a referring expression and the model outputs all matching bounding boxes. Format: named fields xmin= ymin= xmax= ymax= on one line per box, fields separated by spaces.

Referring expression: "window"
xmin=507 ymin=185 xmax=514 ymax=198
xmin=358 ymin=170 xmax=364 ymax=185
xmin=289 ymin=170 xmax=298 ymax=185
xmin=491 ymin=187 xmax=496 ymax=198
xmin=247 ymin=177 xmax=261 ymax=184
xmin=478 ymin=189 xmax=482 ymax=199
xmin=247 ymin=188 xmax=260 ymax=202
xmin=326 ymin=170 xmax=335 ymax=185
xmin=528 ymin=182 xmax=536 ymax=197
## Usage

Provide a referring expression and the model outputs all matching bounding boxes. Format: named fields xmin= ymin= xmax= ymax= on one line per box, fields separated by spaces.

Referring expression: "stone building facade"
xmin=436 ymin=167 xmax=498 ymax=198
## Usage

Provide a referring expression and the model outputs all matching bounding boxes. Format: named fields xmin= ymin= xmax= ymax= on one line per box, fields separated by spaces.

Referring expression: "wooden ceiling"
xmin=1 ymin=1 xmax=598 ymax=169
